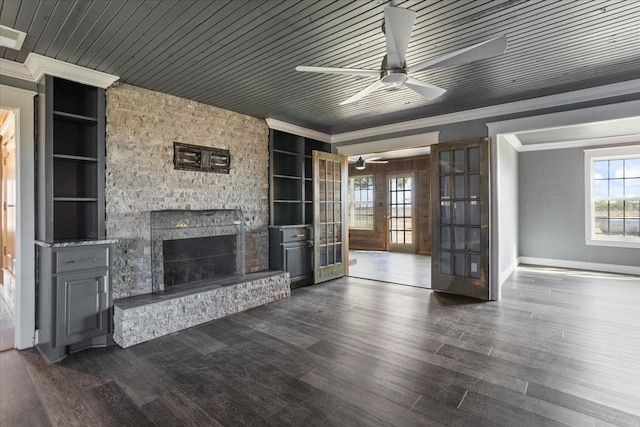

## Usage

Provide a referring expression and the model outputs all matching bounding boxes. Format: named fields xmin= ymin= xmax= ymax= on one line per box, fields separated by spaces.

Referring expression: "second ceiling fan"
xmin=296 ymin=6 xmax=508 ymax=105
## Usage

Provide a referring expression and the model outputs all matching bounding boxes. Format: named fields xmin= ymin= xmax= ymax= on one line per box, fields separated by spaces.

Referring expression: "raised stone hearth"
xmin=113 ymin=271 xmax=290 ymax=348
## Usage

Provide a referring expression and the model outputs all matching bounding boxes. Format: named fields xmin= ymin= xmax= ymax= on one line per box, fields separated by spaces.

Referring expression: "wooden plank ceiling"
xmin=1 ymin=0 xmax=639 ymax=134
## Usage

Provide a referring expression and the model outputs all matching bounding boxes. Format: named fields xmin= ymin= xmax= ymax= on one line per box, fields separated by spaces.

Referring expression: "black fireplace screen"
xmin=162 ymin=235 xmax=237 ymax=287
xmin=150 ymin=209 xmax=245 ymax=292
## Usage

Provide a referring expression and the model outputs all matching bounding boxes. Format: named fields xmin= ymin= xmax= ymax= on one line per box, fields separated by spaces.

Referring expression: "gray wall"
xmin=519 ymin=147 xmax=639 ymax=266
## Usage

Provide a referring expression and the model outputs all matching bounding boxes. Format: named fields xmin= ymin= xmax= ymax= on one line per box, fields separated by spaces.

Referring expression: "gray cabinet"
xmin=269 ymin=226 xmax=312 ymax=287
xmin=55 ymin=269 xmax=109 ymax=346
xmin=36 ymin=244 xmax=112 ymax=363
xmin=35 ymin=75 xmax=112 ymax=363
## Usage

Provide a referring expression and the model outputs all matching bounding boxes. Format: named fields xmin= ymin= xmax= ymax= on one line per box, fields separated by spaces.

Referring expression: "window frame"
xmin=348 ymin=175 xmax=375 ymax=230
xmin=584 ymin=144 xmax=640 ymax=249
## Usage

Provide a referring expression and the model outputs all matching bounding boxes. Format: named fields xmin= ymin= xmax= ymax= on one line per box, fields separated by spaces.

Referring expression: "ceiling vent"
xmin=0 ymin=25 xmax=27 ymax=50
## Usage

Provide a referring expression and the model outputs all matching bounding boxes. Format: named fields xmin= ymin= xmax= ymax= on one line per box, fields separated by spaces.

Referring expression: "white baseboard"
xmin=499 ymin=261 xmax=519 ymax=284
xmin=518 ymin=256 xmax=640 ymax=276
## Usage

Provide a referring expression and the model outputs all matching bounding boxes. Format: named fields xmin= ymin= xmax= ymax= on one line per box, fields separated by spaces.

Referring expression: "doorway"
xmin=346 ymin=155 xmax=432 ymax=288
xmin=387 ymin=173 xmax=415 ymax=253
xmin=0 ymin=109 xmax=16 ymax=351
xmin=0 ymin=84 xmax=37 ymax=350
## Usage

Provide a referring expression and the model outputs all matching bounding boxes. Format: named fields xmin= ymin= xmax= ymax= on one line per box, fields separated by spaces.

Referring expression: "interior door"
xmin=387 ymin=173 xmax=415 ymax=252
xmin=431 ymin=138 xmax=490 ymax=300
xmin=313 ymin=150 xmax=348 ymax=284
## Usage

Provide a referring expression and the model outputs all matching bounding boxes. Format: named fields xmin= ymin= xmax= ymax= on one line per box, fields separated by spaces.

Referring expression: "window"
xmin=348 ymin=176 xmax=374 ymax=229
xmin=585 ymin=145 xmax=640 ymax=248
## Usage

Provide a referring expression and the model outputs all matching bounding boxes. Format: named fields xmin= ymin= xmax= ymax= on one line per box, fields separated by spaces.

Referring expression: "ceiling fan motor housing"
xmin=380 ymin=69 xmax=408 ymax=86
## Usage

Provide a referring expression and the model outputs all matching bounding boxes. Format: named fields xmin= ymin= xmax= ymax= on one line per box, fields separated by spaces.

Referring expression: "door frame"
xmin=0 ymin=84 xmax=37 ymax=349
xmin=386 ymin=172 xmax=417 ymax=253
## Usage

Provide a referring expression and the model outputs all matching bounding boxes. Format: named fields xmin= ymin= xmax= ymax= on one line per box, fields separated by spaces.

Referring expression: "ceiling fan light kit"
xmin=351 ymin=156 xmax=389 ymax=170
xmin=296 ymin=6 xmax=508 ymax=105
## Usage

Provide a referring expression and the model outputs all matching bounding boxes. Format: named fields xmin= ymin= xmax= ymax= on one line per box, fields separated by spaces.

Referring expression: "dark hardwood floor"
xmin=2 ymin=266 xmax=640 ymax=426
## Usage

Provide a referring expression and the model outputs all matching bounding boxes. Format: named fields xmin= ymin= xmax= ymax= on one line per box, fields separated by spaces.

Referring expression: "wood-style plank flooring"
xmin=2 ymin=266 xmax=640 ymax=426
xmin=349 ymin=250 xmax=431 ymax=288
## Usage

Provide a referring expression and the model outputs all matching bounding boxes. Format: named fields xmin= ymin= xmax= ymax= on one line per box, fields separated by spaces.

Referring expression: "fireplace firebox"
xmin=150 ymin=209 xmax=245 ymax=292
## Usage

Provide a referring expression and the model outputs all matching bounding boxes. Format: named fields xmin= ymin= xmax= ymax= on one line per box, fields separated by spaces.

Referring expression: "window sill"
xmin=586 ymin=237 xmax=640 ymax=249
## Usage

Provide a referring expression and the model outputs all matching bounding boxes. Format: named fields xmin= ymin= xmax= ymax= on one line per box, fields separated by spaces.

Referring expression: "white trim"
xmin=499 ymin=259 xmax=518 ymax=285
xmin=0 ymin=84 xmax=37 ymax=349
xmin=583 ymin=144 xmax=640 ymax=158
xmin=586 ymin=238 xmax=640 ymax=249
xmin=584 ymin=144 xmax=640 ymax=249
xmin=516 ymin=134 xmax=640 ymax=152
xmin=332 ymin=78 xmax=640 ymax=143
xmin=336 ymin=132 xmax=439 ymax=157
xmin=502 ymin=133 xmax=523 ymax=151
xmin=265 ymin=118 xmax=331 ymax=143
xmin=518 ymin=257 xmax=640 ymax=276
xmin=0 ymin=58 xmax=34 ymax=82
xmin=24 ymin=53 xmax=119 ymax=88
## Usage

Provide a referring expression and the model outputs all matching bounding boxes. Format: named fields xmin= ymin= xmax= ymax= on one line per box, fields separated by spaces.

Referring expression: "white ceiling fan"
xmin=296 ymin=6 xmax=508 ymax=105
xmin=349 ymin=156 xmax=389 ymax=170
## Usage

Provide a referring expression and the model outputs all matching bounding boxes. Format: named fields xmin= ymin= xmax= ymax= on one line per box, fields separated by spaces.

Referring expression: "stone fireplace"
xmin=112 ymin=209 xmax=290 ymax=348
xmin=150 ymin=209 xmax=245 ymax=292
xmin=106 ymin=84 xmax=289 ymax=349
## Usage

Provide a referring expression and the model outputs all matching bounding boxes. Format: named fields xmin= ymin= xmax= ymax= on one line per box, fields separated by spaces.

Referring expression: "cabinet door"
xmin=283 ymin=243 xmax=311 ymax=279
xmin=55 ymin=269 xmax=109 ymax=346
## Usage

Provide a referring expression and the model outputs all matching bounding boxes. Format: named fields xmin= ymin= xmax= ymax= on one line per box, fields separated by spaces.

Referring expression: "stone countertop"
xmin=35 ymin=239 xmax=118 ymax=248
xmin=269 ymin=224 xmax=312 ymax=229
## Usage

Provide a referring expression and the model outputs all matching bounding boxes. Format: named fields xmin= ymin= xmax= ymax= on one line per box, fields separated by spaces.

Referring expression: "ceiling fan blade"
xmin=407 ymin=35 xmax=508 ymax=73
xmin=340 ymin=79 xmax=385 ymax=105
xmin=384 ymin=7 xmax=417 ymax=69
xmin=404 ymin=77 xmax=447 ymax=100
xmin=295 ymin=65 xmax=381 ymax=77
xmin=367 ymin=160 xmax=388 ymax=163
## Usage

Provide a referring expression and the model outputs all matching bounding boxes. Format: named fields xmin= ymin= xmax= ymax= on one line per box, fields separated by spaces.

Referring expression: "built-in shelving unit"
xmin=36 ymin=75 xmax=112 ymax=363
xmin=38 ymin=75 xmax=105 ymax=242
xmin=269 ymin=130 xmax=329 ymax=226
xmin=269 ymin=129 xmax=330 ymax=287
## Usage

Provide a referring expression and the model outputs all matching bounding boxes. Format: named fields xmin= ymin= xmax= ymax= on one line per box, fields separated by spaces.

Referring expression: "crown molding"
xmin=331 ymin=78 xmax=640 ymax=143
xmin=24 ymin=53 xmax=119 ymax=88
xmin=517 ymin=134 xmax=640 ymax=152
xmin=336 ymin=132 xmax=439 ymax=157
xmin=0 ymin=58 xmax=34 ymax=82
xmin=265 ymin=118 xmax=331 ymax=143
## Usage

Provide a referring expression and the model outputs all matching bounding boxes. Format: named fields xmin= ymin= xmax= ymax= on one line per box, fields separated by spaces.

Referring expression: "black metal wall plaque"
xmin=173 ymin=142 xmax=230 ymax=174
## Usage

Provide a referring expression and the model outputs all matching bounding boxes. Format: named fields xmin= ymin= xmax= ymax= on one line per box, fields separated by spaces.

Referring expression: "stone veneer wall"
xmin=106 ymin=83 xmax=269 ymax=299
